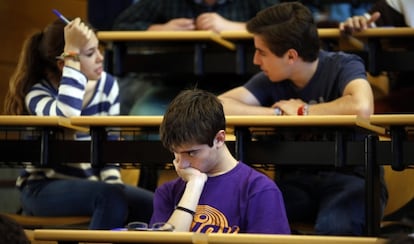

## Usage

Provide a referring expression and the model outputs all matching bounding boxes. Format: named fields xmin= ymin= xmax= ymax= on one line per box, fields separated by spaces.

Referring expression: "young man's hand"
xmin=339 ymin=12 xmax=381 ymax=33
xmin=148 ymin=18 xmax=195 ymax=31
xmin=173 ymin=159 xmax=207 ymax=183
xmin=195 ymin=13 xmax=246 ymax=33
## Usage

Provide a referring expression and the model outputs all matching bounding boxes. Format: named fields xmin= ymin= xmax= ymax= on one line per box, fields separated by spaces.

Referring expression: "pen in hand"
xmin=52 ymin=9 xmax=70 ymax=24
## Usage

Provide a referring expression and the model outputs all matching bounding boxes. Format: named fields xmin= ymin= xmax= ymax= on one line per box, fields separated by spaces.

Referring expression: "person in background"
xmin=341 ymin=3 xmax=414 ymax=232
xmin=113 ymin=0 xmax=280 ymax=33
xmin=87 ymin=0 xmax=137 ymax=30
xmin=339 ymin=0 xmax=414 ymax=114
xmin=301 ymin=1 xmax=372 ymax=28
xmin=218 ymin=2 xmax=388 ymax=235
xmin=111 ymin=0 xmax=280 ymax=116
xmin=3 ymin=17 xmax=153 ymax=230
xmin=0 ymin=214 xmax=30 ymax=244
xmin=339 ymin=0 xmax=414 ymax=32
xmin=329 ymin=2 xmax=372 ymax=23
xmin=151 ymin=89 xmax=290 ymax=233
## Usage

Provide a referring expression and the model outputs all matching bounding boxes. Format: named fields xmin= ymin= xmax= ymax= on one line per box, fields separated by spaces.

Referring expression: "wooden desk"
xmin=98 ymin=28 xmax=414 ymax=83
xmin=221 ymin=28 xmax=414 ymax=39
xmin=69 ymin=116 xmax=170 ymax=190
xmin=69 ymin=115 xmax=169 ymax=166
xmin=68 ymin=115 xmax=379 ymax=235
xmin=70 ymin=114 xmax=359 ymax=127
xmin=0 ymin=115 xmax=65 ymax=126
xmin=206 ymin=233 xmax=385 ymax=244
xmin=97 ymin=31 xmax=236 ymax=76
xmin=225 ymin=115 xmax=359 ymax=126
xmin=98 ymin=31 xmax=235 ymax=50
xmin=221 ymin=27 xmax=414 ymax=75
xmin=33 ymin=229 xmax=386 ymax=244
xmin=69 ymin=115 xmax=367 ymax=169
xmin=70 ymin=115 xmax=163 ymax=127
xmin=2 ymin=115 xmax=414 ymax=236
xmin=60 ymin=115 xmax=413 ymax=237
xmin=369 ymin=114 xmax=414 ymax=172
xmin=34 ymin=229 xmax=193 ymax=243
xmin=0 ymin=116 xmax=83 ymax=167
xmin=69 ymin=115 xmax=367 ymax=166
xmin=370 ymin=114 xmax=414 ymax=126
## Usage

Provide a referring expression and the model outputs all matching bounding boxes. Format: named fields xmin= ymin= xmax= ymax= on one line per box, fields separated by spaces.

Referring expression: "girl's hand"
xmin=64 ymin=18 xmax=93 ymax=53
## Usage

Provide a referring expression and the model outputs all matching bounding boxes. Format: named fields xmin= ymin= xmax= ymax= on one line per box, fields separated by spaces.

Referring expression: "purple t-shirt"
xmin=150 ymin=162 xmax=291 ymax=234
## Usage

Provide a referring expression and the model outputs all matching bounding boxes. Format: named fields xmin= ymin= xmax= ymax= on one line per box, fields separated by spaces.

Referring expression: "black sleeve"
xmin=87 ymin=0 xmax=134 ymax=30
xmin=369 ymin=0 xmax=406 ymax=27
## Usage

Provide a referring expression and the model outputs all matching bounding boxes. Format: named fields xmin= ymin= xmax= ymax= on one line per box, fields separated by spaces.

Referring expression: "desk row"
xmin=2 ymin=114 xmax=414 ymax=128
xmin=2 ymin=114 xmax=413 ymax=236
xmin=1 ymin=115 xmax=413 ymax=170
xmin=33 ymin=229 xmax=386 ymax=244
xmin=97 ymin=28 xmax=414 ymax=76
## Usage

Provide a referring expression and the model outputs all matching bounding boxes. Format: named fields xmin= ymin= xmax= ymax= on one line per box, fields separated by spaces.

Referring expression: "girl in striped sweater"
xmin=3 ymin=17 xmax=153 ymax=229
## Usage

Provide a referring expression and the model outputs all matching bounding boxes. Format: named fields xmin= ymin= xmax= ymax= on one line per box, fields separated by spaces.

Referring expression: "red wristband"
xmin=297 ymin=104 xmax=309 ymax=116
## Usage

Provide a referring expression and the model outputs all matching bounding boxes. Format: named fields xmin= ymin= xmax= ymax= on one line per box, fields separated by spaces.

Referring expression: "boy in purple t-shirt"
xmin=150 ymin=89 xmax=290 ymax=234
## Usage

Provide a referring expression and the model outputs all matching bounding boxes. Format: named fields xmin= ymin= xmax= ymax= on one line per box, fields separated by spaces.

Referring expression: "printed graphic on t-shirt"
xmin=190 ymin=205 xmax=240 ymax=233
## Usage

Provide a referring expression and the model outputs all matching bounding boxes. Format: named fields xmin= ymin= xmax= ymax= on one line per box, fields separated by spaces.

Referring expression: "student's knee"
xmin=97 ymin=184 xmax=128 ymax=210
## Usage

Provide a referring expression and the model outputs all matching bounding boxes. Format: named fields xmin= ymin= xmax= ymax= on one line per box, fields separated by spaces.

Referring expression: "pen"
xmin=52 ymin=9 xmax=70 ymax=24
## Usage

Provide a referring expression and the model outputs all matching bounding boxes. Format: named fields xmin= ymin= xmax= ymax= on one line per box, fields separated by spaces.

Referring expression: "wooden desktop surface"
xmin=225 ymin=115 xmax=359 ymax=127
xmin=206 ymin=233 xmax=385 ymax=244
xmin=98 ymin=28 xmax=414 ymax=42
xmin=0 ymin=115 xmax=64 ymax=126
xmin=69 ymin=115 xmax=360 ymax=128
xmin=318 ymin=27 xmax=414 ymax=38
xmin=70 ymin=115 xmax=164 ymax=127
xmin=0 ymin=115 xmax=88 ymax=132
xmin=33 ymin=229 xmax=386 ymax=244
xmin=220 ymin=27 xmax=414 ymax=40
xmin=68 ymin=114 xmax=414 ymax=139
xmin=1 ymin=114 xmax=411 ymax=131
xmin=98 ymin=30 xmax=220 ymax=41
xmin=34 ymin=229 xmax=193 ymax=243
xmin=97 ymin=30 xmax=236 ymax=50
xmin=369 ymin=114 xmax=414 ymax=126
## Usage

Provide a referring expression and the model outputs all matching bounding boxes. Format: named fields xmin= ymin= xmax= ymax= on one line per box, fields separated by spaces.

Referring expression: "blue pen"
xmin=52 ymin=9 xmax=70 ymax=24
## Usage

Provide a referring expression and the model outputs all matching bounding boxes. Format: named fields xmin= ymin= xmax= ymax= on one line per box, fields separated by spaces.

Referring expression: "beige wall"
xmin=0 ymin=0 xmax=87 ymax=114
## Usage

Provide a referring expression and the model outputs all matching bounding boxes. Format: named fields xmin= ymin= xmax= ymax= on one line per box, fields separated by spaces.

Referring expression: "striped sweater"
xmin=17 ymin=66 xmax=122 ymax=188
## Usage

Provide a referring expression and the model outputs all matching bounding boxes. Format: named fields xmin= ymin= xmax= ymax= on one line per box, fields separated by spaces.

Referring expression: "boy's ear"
xmin=286 ymin=49 xmax=298 ymax=61
xmin=214 ymin=130 xmax=226 ymax=147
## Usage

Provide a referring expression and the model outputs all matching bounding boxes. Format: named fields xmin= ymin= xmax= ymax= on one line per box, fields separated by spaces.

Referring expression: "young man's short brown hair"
xmin=160 ymin=89 xmax=226 ymax=152
xmin=247 ymin=1 xmax=320 ymax=62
